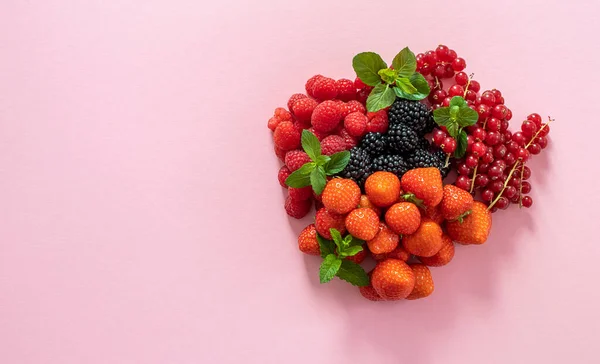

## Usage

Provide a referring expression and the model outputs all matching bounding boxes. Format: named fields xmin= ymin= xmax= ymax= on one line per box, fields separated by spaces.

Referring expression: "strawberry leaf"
xmin=310 ymin=165 xmax=327 ymax=195
xmin=324 ymin=151 xmax=350 ymax=175
xmin=335 ymin=260 xmax=369 ymax=287
xmin=319 ymin=254 xmax=342 ymax=284
xmin=352 ymin=52 xmax=387 ymax=86
xmin=316 ymin=234 xmax=336 ymax=258
xmin=301 ymin=130 xmax=321 ymax=161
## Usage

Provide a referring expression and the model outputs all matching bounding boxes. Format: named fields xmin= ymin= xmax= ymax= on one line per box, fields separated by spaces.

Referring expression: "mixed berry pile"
xmin=268 ymin=45 xmax=551 ymax=301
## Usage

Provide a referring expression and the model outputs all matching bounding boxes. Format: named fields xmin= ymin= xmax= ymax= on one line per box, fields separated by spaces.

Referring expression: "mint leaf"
xmin=454 ymin=130 xmax=468 ymax=158
xmin=301 ymin=130 xmax=321 ymax=161
xmin=433 ymin=107 xmax=459 ymax=138
xmin=348 ymin=236 xmax=365 ymax=247
xmin=319 ymin=254 xmax=342 ymax=284
xmin=450 ymin=105 xmax=460 ymax=120
xmin=352 ymin=52 xmax=387 ymax=87
xmin=457 ymin=106 xmax=479 ymax=127
xmin=315 ymin=155 xmax=330 ymax=166
xmin=285 ymin=167 xmax=312 ymax=188
xmin=378 ymin=68 xmax=397 ymax=84
xmin=335 ymin=260 xmax=369 ymax=287
xmin=324 ymin=151 xmax=350 ymax=175
xmin=449 ymin=96 xmax=468 ymax=108
xmin=339 ymin=245 xmax=363 ymax=258
xmin=330 ymin=228 xmax=343 ymax=247
xmin=310 ymin=166 xmax=327 ymax=195
xmin=396 ymin=77 xmax=418 ymax=94
xmin=343 ymin=234 xmax=353 ymax=246
xmin=391 ymin=47 xmax=417 ymax=78
xmin=316 ymin=234 xmax=336 ymax=258
xmin=395 ymin=72 xmax=430 ymax=101
xmin=366 ymin=84 xmax=395 ymax=112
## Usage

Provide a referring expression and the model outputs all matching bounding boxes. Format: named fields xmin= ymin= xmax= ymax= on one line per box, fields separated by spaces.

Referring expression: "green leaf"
xmin=285 ymin=168 xmax=312 ymax=188
xmin=348 ymin=236 xmax=365 ymax=247
xmin=450 ymin=105 xmax=460 ymax=121
xmin=456 ymin=106 xmax=479 ymax=127
xmin=352 ymin=52 xmax=387 ymax=86
xmin=449 ymin=96 xmax=468 ymax=108
xmin=315 ymin=155 xmax=330 ymax=166
xmin=329 ymin=228 xmax=343 ymax=247
xmin=396 ymin=77 xmax=418 ymax=94
xmin=454 ymin=130 xmax=468 ymax=158
xmin=343 ymin=234 xmax=353 ymax=247
xmin=391 ymin=47 xmax=417 ymax=78
xmin=301 ymin=130 xmax=321 ymax=161
xmin=310 ymin=166 xmax=327 ymax=195
xmin=378 ymin=68 xmax=397 ymax=84
xmin=366 ymin=84 xmax=396 ymax=112
xmin=324 ymin=151 xmax=350 ymax=175
xmin=316 ymin=234 xmax=336 ymax=258
xmin=393 ymin=73 xmax=430 ymax=101
xmin=339 ymin=245 xmax=363 ymax=258
xmin=319 ymin=254 xmax=342 ymax=284
xmin=335 ymin=260 xmax=370 ymax=287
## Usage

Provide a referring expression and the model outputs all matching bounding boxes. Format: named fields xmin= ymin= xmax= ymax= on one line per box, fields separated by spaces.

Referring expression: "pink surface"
xmin=0 ymin=1 xmax=599 ymax=363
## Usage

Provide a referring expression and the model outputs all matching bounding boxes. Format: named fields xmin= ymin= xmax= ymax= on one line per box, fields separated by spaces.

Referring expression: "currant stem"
xmin=488 ymin=162 xmax=520 ymax=210
xmin=444 ymin=153 xmax=451 ymax=168
xmin=463 ymin=73 xmax=475 ymax=97
xmin=469 ymin=165 xmax=478 ymax=194
xmin=518 ymin=163 xmax=525 ymax=208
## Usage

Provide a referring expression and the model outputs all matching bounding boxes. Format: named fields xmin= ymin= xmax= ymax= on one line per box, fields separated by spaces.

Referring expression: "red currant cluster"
xmin=419 ymin=45 xmax=551 ymax=213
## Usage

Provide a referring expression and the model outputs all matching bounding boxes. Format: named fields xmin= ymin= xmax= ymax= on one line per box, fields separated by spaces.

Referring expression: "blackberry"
xmin=388 ymin=99 xmax=435 ymax=135
xmin=431 ymin=148 xmax=451 ymax=178
xmin=360 ymin=132 xmax=387 ymax=156
xmin=339 ymin=148 xmax=371 ymax=188
xmin=416 ymin=137 xmax=431 ymax=151
xmin=372 ymin=155 xmax=409 ymax=178
xmin=387 ymin=123 xmax=419 ymax=154
xmin=406 ymin=148 xmax=442 ymax=169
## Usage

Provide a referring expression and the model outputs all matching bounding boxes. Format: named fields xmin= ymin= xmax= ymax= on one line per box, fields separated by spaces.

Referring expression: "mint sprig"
xmin=353 ymin=47 xmax=431 ymax=112
xmin=285 ymin=130 xmax=350 ymax=194
xmin=317 ymin=229 xmax=369 ymax=286
xmin=433 ymin=96 xmax=478 ymax=158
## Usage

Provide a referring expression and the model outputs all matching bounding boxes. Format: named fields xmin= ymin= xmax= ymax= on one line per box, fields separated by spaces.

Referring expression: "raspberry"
xmin=292 ymin=98 xmax=318 ymax=123
xmin=322 ymin=178 xmax=362 ymax=215
xmin=321 ymin=135 xmax=347 ymax=156
xmin=354 ymin=77 xmax=367 ymax=89
xmin=308 ymin=127 xmax=328 ymax=141
xmin=345 ymin=208 xmax=380 ymax=240
xmin=274 ymin=145 xmax=286 ymax=161
xmin=284 ymin=195 xmax=312 ymax=219
xmin=311 ymin=100 xmax=342 ymax=133
xmin=344 ymin=100 xmax=366 ymax=117
xmin=344 ymin=112 xmax=368 ymax=137
xmin=287 ymin=93 xmax=307 ymax=111
xmin=366 ymin=110 xmax=389 ymax=133
xmin=356 ymin=89 xmax=369 ymax=104
xmin=312 ymin=77 xmax=338 ymax=100
xmin=305 ymin=75 xmax=324 ymax=98
xmin=315 ymin=207 xmax=346 ymax=239
xmin=298 ymin=224 xmax=320 ymax=256
xmin=284 ymin=150 xmax=311 ymax=172
xmin=338 ymin=128 xmax=359 ymax=149
xmin=274 ymin=107 xmax=292 ymax=122
xmin=335 ymin=78 xmax=357 ymax=101
xmin=274 ymin=121 xmax=301 ymax=151
xmin=278 ymin=165 xmax=291 ymax=188
xmin=288 ymin=186 xmax=313 ymax=201
xmin=268 ymin=116 xmax=281 ymax=131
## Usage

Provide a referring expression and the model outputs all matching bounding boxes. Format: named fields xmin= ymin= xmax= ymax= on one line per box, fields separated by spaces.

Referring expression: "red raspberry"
xmin=338 ymin=128 xmax=358 ymax=149
xmin=307 ymin=127 xmax=328 ymax=141
xmin=285 ymin=195 xmax=312 ymax=219
xmin=344 ymin=112 xmax=368 ymax=137
xmin=321 ymin=135 xmax=347 ymax=155
xmin=335 ymin=79 xmax=357 ymax=101
xmin=354 ymin=77 xmax=367 ymax=89
xmin=274 ymin=107 xmax=292 ymax=122
xmin=345 ymin=100 xmax=366 ymax=116
xmin=274 ymin=145 xmax=286 ymax=161
xmin=288 ymin=93 xmax=307 ymax=111
xmin=305 ymin=75 xmax=324 ymax=98
xmin=268 ymin=116 xmax=281 ymax=131
xmin=311 ymin=100 xmax=342 ymax=133
xmin=331 ymin=123 xmax=344 ymax=135
xmin=356 ymin=88 xmax=370 ymax=104
xmin=284 ymin=150 xmax=311 ymax=172
xmin=292 ymin=98 xmax=318 ymax=123
xmin=315 ymin=207 xmax=346 ymax=239
xmin=312 ymin=77 xmax=338 ymax=100
xmin=273 ymin=121 xmax=301 ymax=150
xmin=366 ymin=110 xmax=389 ymax=133
xmin=278 ymin=165 xmax=291 ymax=188
xmin=289 ymin=186 xmax=313 ymax=201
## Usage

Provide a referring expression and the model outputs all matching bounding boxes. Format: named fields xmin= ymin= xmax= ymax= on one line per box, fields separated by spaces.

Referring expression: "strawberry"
xmin=446 ymin=201 xmax=492 ymax=244
xmin=371 ymin=245 xmax=411 ymax=262
xmin=440 ymin=184 xmax=474 ymax=220
xmin=321 ymin=178 xmax=361 ymax=215
xmin=401 ymin=167 xmax=444 ymax=207
xmin=365 ymin=171 xmax=401 ymax=208
xmin=315 ymin=208 xmax=346 ymax=240
xmin=358 ymin=194 xmax=381 ymax=216
xmin=367 ymin=223 xmax=400 ymax=255
xmin=298 ymin=224 xmax=320 ymax=256
xmin=402 ymin=218 xmax=443 ymax=257
xmin=420 ymin=204 xmax=444 ymax=225
xmin=359 ymin=270 xmax=384 ymax=301
xmin=371 ymin=259 xmax=415 ymax=300
xmin=419 ymin=233 xmax=455 ymax=267
xmin=406 ymin=264 xmax=434 ymax=300
xmin=385 ymin=202 xmax=421 ymax=235
xmin=345 ymin=208 xmax=380 ymax=240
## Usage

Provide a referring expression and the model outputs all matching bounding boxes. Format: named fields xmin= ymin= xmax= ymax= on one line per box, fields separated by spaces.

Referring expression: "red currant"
xmin=482 ymin=152 xmax=494 ymax=164
xmin=420 ymin=64 xmax=432 ymax=75
xmin=512 ymin=132 xmax=527 ymax=146
xmin=504 ymin=152 xmax=516 ymax=165
xmin=481 ymin=91 xmax=496 ymax=106
xmin=457 ymin=163 xmax=471 ymax=176
xmin=482 ymin=188 xmax=495 ymax=202
xmin=475 ymin=174 xmax=490 ymax=187
xmin=448 ymin=84 xmax=465 ymax=97
xmin=447 ymin=49 xmax=457 ymax=62
xmin=432 ymin=129 xmax=447 ymax=146
xmin=466 ymin=155 xmax=479 ymax=168
xmin=491 ymin=104 xmax=508 ymax=119
xmin=442 ymin=137 xmax=457 ymax=153
xmin=528 ymin=143 xmax=542 ymax=155
xmin=503 ymin=130 xmax=512 ymax=141
xmin=444 ymin=64 xmax=455 ymax=78
xmin=521 ymin=120 xmax=537 ymax=137
xmin=478 ymin=163 xmax=490 ymax=174
xmin=521 ymin=196 xmax=533 ymax=208
xmin=455 ymin=72 xmax=468 ymax=85
xmin=538 ymin=124 xmax=550 ymax=137
xmin=503 ymin=186 xmax=517 ymax=199
xmin=434 ymin=64 xmax=446 ymax=78
xmin=416 ymin=53 xmax=425 ymax=69
xmin=507 ymin=141 xmax=520 ymax=153
xmin=496 ymin=197 xmax=510 ymax=210
xmin=424 ymin=50 xmax=438 ymax=64
xmin=435 ymin=45 xmax=450 ymax=61
xmin=465 ymin=90 xmax=477 ymax=102
xmin=429 ymin=89 xmax=447 ymax=104
xmin=488 ymin=165 xmax=503 ymax=179
xmin=493 ymin=144 xmax=507 ymax=159
xmin=455 ymin=175 xmax=471 ymax=190
xmin=469 ymin=80 xmax=481 ymax=93
xmin=500 ymin=119 xmax=510 ymax=132
xmin=527 ymin=113 xmax=542 ymax=128
xmin=491 ymin=89 xmax=502 ymax=99
xmin=452 ymin=57 xmax=466 ymax=71
xmin=485 ymin=118 xmax=501 ymax=132
xmin=517 ymin=148 xmax=530 ymax=161
xmin=497 ymin=96 xmax=505 ymax=104
xmin=505 ymin=109 xmax=513 ymax=121
xmin=470 ymin=127 xmax=486 ymax=141
xmin=490 ymin=180 xmax=504 ymax=193
xmin=442 ymin=97 xmax=451 ymax=107
xmin=471 ymin=142 xmax=486 ymax=157
xmin=485 ymin=131 xmax=502 ymax=146
xmin=476 ymin=104 xmax=491 ymax=120
xmin=521 ymin=181 xmax=531 ymax=194
xmin=509 ymin=177 xmax=521 ymax=188
xmin=535 ymin=136 xmax=548 ymax=149
xmin=522 ymin=166 xmax=531 ymax=180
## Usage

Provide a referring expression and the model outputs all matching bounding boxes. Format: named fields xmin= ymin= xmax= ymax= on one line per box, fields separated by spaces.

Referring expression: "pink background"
xmin=1 ymin=1 xmax=599 ymax=363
